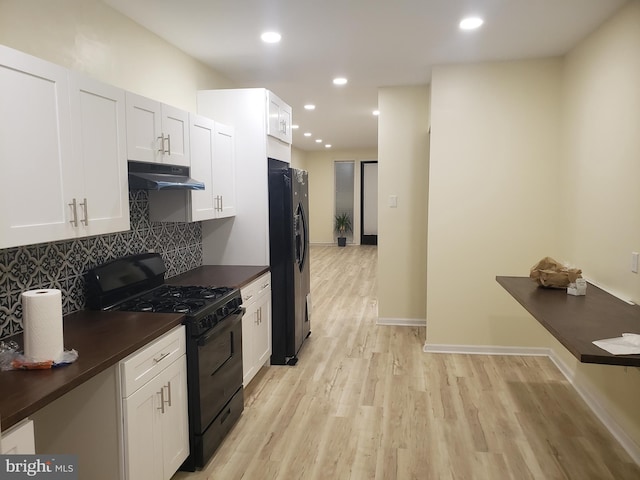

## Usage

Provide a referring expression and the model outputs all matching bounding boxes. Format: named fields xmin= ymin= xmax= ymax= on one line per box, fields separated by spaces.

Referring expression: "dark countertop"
xmin=167 ymin=265 xmax=270 ymax=289
xmin=496 ymin=276 xmax=640 ymax=367
xmin=0 ymin=310 xmax=184 ymax=431
xmin=0 ymin=264 xmax=267 ymax=432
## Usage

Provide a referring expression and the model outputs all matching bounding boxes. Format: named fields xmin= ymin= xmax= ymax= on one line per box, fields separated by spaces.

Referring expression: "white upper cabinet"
xmin=213 ymin=122 xmax=237 ymax=218
xmin=0 ymin=44 xmax=76 ymax=249
xmin=0 ymin=45 xmax=129 ymax=249
xmin=149 ymin=115 xmax=236 ymax=223
xmin=69 ymin=73 xmax=130 ymax=237
xmin=125 ymin=92 xmax=190 ymax=167
xmin=189 ymin=114 xmax=217 ymax=221
xmin=266 ymin=90 xmax=292 ymax=144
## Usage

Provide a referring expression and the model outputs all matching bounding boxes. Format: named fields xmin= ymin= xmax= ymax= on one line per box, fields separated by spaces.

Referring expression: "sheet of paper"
xmin=593 ymin=333 xmax=640 ymax=355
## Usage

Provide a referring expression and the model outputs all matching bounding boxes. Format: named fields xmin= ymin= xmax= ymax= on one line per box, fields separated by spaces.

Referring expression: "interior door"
xmin=360 ymin=161 xmax=378 ymax=245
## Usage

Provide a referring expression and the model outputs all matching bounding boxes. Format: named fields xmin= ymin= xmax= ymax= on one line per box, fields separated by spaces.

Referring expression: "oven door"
xmin=196 ymin=311 xmax=243 ymax=430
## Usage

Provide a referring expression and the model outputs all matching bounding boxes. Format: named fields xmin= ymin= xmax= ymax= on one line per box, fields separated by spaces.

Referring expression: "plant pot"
xmin=337 ymin=237 xmax=346 ymax=247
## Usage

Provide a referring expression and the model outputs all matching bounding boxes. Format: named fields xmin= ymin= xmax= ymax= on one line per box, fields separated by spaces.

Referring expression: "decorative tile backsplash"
xmin=0 ymin=190 xmax=202 ymax=339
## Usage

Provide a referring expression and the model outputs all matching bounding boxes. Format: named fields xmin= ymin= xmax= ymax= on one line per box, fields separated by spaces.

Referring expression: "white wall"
xmin=378 ymin=86 xmax=430 ymax=322
xmin=0 ymin=0 xmax=234 ymax=110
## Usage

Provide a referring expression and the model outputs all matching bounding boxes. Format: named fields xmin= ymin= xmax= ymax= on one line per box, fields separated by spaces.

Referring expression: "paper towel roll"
xmin=22 ymin=289 xmax=64 ymax=363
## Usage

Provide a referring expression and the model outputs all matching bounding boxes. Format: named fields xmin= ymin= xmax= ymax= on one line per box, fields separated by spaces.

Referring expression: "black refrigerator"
xmin=268 ymin=158 xmax=311 ymax=365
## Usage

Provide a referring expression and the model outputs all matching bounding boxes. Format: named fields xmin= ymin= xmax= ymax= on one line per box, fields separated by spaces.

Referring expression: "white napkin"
xmin=593 ymin=333 xmax=640 ymax=355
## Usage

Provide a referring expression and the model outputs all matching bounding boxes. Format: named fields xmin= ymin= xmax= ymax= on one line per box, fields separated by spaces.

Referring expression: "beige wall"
xmin=304 ymin=148 xmax=378 ymax=245
xmin=291 ymin=146 xmax=309 ymax=171
xmin=427 ymin=1 xmax=640 ymax=451
xmin=0 ymin=0 xmax=234 ymax=110
xmin=427 ymin=58 xmax=563 ymax=344
xmin=559 ymin=0 xmax=640 ymax=303
xmin=555 ymin=0 xmax=640 ymax=449
xmin=378 ymin=86 xmax=430 ymax=322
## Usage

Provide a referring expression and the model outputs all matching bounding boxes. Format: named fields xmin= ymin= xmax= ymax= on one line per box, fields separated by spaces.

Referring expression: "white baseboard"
xmin=423 ymin=343 xmax=640 ymax=465
xmin=377 ymin=317 xmax=425 ymax=326
xmin=424 ymin=343 xmax=552 ymax=356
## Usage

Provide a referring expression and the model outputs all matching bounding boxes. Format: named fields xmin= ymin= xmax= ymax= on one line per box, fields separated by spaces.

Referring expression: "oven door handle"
xmin=196 ymin=311 xmax=243 ymax=347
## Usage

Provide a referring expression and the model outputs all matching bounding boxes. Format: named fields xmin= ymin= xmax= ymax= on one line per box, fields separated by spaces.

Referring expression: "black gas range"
xmin=85 ymin=253 xmax=244 ymax=471
xmin=113 ymin=283 xmax=242 ymax=336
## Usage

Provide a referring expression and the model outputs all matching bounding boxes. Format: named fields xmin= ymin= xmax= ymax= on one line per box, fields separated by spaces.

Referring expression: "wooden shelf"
xmin=496 ymin=276 xmax=640 ymax=367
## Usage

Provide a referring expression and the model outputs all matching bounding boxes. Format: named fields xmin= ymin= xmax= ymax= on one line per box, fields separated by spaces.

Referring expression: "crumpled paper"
xmin=530 ymin=256 xmax=582 ymax=288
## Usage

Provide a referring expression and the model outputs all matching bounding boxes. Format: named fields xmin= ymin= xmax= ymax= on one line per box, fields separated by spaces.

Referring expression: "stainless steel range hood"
xmin=128 ymin=161 xmax=205 ymax=190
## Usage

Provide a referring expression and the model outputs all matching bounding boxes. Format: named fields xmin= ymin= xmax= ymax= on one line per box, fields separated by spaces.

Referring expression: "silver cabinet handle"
xmin=165 ymin=381 xmax=172 ymax=407
xmin=157 ymin=134 xmax=165 ymax=153
xmin=79 ymin=198 xmax=88 ymax=226
xmin=157 ymin=388 xmax=165 ymax=414
xmin=254 ymin=310 xmax=259 ymax=325
xmin=68 ymin=198 xmax=78 ymax=227
xmin=261 ymin=283 xmax=269 ymax=289
xmin=166 ymin=134 xmax=171 ymax=156
xmin=153 ymin=352 xmax=170 ymax=363
xmin=220 ymin=195 xmax=223 ymax=211
xmin=244 ymin=294 xmax=253 ymax=301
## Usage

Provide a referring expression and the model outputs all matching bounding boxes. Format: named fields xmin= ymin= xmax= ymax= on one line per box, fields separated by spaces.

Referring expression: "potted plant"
xmin=334 ymin=212 xmax=352 ymax=247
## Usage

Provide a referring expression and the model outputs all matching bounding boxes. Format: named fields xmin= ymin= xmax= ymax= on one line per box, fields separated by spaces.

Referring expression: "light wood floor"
xmin=173 ymin=245 xmax=639 ymax=480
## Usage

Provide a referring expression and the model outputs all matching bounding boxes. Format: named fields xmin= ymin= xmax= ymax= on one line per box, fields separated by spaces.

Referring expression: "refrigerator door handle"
xmin=297 ymin=202 xmax=309 ymax=272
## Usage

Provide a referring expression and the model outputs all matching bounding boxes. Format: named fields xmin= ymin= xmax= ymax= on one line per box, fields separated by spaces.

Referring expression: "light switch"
xmin=388 ymin=195 xmax=398 ymax=208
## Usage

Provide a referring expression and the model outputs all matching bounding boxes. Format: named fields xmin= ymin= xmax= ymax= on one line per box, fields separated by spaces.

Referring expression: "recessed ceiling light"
xmin=315 ymin=139 xmax=322 ymax=143
xmin=325 ymin=144 xmax=332 ymax=149
xmin=333 ymin=77 xmax=348 ymax=86
xmin=304 ymin=104 xmax=316 ymax=110
xmin=303 ymin=132 xmax=312 ymax=137
xmin=373 ymin=110 xmax=380 ymax=116
xmin=261 ymin=31 xmax=281 ymax=43
xmin=291 ymin=124 xmax=299 ymax=129
xmin=459 ymin=17 xmax=483 ymax=30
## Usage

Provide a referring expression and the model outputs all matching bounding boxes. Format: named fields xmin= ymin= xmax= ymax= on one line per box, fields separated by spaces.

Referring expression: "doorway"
xmin=360 ymin=161 xmax=378 ymax=245
xmin=335 ymin=161 xmax=355 ymax=244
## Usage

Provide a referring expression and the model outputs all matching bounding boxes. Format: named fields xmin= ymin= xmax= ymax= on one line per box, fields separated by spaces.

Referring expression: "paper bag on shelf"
xmin=529 ymin=256 xmax=582 ymax=288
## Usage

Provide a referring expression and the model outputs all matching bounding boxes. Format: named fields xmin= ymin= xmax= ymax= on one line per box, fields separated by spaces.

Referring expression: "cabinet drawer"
xmin=241 ymin=272 xmax=271 ymax=305
xmin=120 ymin=325 xmax=185 ymax=397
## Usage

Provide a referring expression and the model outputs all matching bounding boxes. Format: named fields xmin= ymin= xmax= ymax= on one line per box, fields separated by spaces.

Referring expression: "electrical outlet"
xmin=632 ymin=252 xmax=639 ymax=274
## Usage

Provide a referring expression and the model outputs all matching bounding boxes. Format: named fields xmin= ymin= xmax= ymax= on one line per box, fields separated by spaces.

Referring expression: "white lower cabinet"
xmin=241 ymin=273 xmax=272 ymax=386
xmin=120 ymin=326 xmax=189 ymax=480
xmin=1 ymin=419 xmax=35 ymax=454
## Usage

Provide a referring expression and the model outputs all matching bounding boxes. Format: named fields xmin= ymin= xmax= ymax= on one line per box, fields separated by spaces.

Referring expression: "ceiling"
xmin=102 ymin=0 xmax=626 ymax=152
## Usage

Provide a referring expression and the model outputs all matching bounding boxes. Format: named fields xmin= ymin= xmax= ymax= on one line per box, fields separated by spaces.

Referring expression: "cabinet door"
xmin=161 ymin=104 xmax=190 ymax=167
xmin=267 ymin=92 xmax=281 ymax=141
xmin=266 ymin=91 xmax=292 ymax=144
xmin=125 ymin=92 xmax=162 ymax=163
xmin=189 ymin=114 xmax=216 ymax=221
xmin=0 ymin=45 xmax=78 ymax=249
xmin=213 ymin=122 xmax=237 ymax=218
xmin=160 ymin=357 xmax=189 ymax=479
xmin=123 ymin=373 xmax=164 ymax=480
xmin=241 ymin=301 xmax=258 ymax=386
xmin=254 ymin=289 xmax=272 ymax=370
xmin=278 ymin=102 xmax=293 ymax=144
xmin=1 ymin=419 xmax=35 ymax=454
xmin=69 ymin=73 xmax=130 ymax=236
